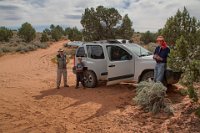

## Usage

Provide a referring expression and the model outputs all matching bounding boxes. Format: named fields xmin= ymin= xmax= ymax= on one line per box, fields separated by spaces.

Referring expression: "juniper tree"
xmin=40 ymin=32 xmax=49 ymax=42
xmin=18 ymin=22 xmax=36 ymax=42
xmin=161 ymin=7 xmax=200 ymax=102
xmin=66 ymin=27 xmax=82 ymax=41
xmin=118 ymin=14 xmax=134 ymax=40
xmin=81 ymin=6 xmax=133 ymax=41
xmin=50 ymin=25 xmax=64 ymax=41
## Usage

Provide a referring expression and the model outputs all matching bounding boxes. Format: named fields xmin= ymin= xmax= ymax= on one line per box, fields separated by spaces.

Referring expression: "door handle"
xmin=108 ymin=64 xmax=115 ymax=67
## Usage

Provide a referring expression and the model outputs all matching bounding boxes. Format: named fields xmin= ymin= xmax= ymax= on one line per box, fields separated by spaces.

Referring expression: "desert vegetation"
xmin=0 ymin=3 xmax=200 ymax=132
xmin=134 ymin=81 xmax=173 ymax=114
xmin=81 ymin=6 xmax=134 ymax=41
xmin=0 ymin=22 xmax=83 ymax=56
xmin=134 ymin=7 xmax=200 ymax=116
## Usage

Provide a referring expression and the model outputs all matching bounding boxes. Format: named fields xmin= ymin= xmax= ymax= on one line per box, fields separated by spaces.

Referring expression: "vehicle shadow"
xmin=33 ymin=84 xmax=135 ymax=122
xmin=33 ymin=83 xmax=185 ymax=122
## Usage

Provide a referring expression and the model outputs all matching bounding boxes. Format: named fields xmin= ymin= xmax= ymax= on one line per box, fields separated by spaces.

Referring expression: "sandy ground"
xmin=0 ymin=41 xmax=199 ymax=133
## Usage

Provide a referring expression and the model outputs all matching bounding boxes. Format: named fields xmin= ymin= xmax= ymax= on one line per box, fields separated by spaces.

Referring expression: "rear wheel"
xmin=140 ymin=71 xmax=154 ymax=82
xmin=83 ymin=70 xmax=97 ymax=88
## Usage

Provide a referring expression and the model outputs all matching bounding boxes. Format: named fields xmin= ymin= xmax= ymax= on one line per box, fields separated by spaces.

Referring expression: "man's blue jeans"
xmin=154 ymin=63 xmax=166 ymax=82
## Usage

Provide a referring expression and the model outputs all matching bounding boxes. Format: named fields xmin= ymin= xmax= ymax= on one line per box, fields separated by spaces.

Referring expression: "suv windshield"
xmin=125 ymin=44 xmax=152 ymax=57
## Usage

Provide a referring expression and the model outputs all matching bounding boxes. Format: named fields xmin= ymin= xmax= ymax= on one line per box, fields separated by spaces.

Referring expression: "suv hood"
xmin=140 ymin=55 xmax=154 ymax=60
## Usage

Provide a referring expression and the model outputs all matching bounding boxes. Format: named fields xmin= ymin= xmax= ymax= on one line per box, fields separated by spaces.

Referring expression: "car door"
xmin=85 ymin=45 xmax=107 ymax=80
xmin=106 ymin=45 xmax=134 ymax=85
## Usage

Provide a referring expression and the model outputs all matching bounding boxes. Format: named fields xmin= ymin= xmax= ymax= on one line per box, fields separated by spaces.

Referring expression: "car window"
xmin=126 ymin=44 xmax=152 ymax=57
xmin=76 ymin=47 xmax=85 ymax=57
xmin=86 ymin=45 xmax=104 ymax=59
xmin=106 ymin=45 xmax=131 ymax=61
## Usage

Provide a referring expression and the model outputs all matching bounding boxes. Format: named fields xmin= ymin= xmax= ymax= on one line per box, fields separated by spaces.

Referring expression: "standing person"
xmin=56 ymin=48 xmax=69 ymax=89
xmin=75 ymin=57 xmax=84 ymax=89
xmin=153 ymin=36 xmax=170 ymax=83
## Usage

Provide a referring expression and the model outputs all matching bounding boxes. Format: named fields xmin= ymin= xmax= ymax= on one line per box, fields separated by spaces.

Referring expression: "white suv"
xmin=73 ymin=40 xmax=181 ymax=88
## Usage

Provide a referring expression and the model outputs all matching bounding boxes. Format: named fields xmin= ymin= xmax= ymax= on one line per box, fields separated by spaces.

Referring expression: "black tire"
xmin=83 ymin=70 xmax=97 ymax=88
xmin=140 ymin=71 xmax=154 ymax=82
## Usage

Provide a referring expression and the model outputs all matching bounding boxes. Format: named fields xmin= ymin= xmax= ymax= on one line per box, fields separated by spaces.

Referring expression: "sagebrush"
xmin=133 ymin=81 xmax=173 ymax=114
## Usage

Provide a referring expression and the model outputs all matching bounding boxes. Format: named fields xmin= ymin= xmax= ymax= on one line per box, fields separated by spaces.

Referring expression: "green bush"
xmin=0 ymin=27 xmax=13 ymax=42
xmin=0 ymin=48 xmax=4 ymax=56
xmin=40 ymin=32 xmax=49 ymax=42
xmin=51 ymin=28 xmax=62 ymax=41
xmin=195 ymin=107 xmax=200 ymax=118
xmin=178 ymin=89 xmax=188 ymax=96
xmin=140 ymin=31 xmax=156 ymax=44
xmin=133 ymin=81 xmax=173 ymax=114
xmin=18 ymin=22 xmax=36 ymax=42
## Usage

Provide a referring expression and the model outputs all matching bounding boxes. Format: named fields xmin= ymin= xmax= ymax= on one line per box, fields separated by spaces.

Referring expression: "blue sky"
xmin=0 ymin=0 xmax=200 ymax=32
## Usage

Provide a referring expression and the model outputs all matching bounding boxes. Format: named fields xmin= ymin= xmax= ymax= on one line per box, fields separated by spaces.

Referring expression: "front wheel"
xmin=83 ymin=70 xmax=97 ymax=88
xmin=140 ymin=71 xmax=154 ymax=82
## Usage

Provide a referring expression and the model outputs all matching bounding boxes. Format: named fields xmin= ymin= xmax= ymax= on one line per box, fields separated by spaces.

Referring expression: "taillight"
xmin=73 ymin=55 xmax=75 ymax=66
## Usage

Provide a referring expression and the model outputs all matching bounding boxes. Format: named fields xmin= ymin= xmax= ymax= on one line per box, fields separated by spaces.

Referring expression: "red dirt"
xmin=0 ymin=41 xmax=199 ymax=133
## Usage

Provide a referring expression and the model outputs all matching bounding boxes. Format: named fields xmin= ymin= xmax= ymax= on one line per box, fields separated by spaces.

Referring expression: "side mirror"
xmin=128 ymin=54 xmax=132 ymax=60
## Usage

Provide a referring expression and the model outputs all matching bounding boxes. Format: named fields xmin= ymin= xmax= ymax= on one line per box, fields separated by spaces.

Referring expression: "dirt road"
xmin=0 ymin=41 xmax=199 ymax=133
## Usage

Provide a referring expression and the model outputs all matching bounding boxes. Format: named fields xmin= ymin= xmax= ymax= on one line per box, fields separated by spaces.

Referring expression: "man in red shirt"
xmin=153 ymin=36 xmax=170 ymax=83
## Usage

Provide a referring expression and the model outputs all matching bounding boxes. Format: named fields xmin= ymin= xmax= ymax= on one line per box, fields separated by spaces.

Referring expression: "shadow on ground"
xmin=33 ymin=84 xmax=185 ymax=121
xmin=33 ymin=84 xmax=135 ymax=121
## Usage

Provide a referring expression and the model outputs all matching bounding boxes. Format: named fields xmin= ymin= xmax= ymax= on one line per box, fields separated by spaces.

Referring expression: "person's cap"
xmin=58 ymin=48 xmax=64 ymax=52
xmin=156 ymin=36 xmax=164 ymax=41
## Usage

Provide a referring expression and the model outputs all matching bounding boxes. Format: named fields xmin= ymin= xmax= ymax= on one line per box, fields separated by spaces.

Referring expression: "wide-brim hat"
xmin=156 ymin=36 xmax=164 ymax=41
xmin=58 ymin=48 xmax=64 ymax=52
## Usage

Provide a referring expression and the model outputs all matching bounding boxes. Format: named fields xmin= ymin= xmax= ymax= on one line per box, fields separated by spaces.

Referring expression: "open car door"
xmin=106 ymin=45 xmax=134 ymax=85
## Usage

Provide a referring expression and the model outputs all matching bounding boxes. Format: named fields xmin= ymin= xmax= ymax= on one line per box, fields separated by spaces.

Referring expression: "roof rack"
xmin=92 ymin=39 xmax=131 ymax=44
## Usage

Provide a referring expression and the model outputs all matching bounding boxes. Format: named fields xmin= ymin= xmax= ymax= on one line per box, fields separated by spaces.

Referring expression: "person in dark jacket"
xmin=75 ymin=57 xmax=84 ymax=89
xmin=56 ymin=48 xmax=69 ymax=89
xmin=153 ymin=36 xmax=170 ymax=83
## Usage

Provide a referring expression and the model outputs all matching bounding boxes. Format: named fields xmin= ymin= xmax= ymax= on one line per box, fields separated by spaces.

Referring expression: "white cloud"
xmin=0 ymin=0 xmax=199 ymax=32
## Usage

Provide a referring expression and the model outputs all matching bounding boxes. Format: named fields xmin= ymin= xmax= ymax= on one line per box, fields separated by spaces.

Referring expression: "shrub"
xmin=27 ymin=45 xmax=37 ymax=51
xmin=16 ymin=45 xmax=29 ymax=53
xmin=1 ymin=46 xmax=15 ymax=53
xmin=35 ymin=43 xmax=49 ymax=49
xmin=0 ymin=48 xmax=4 ymax=56
xmin=133 ymin=81 xmax=173 ymax=114
xmin=40 ymin=32 xmax=49 ymax=42
xmin=140 ymin=31 xmax=156 ymax=44
xmin=18 ymin=22 xmax=36 ymax=42
xmin=0 ymin=27 xmax=13 ymax=42
xmin=195 ymin=107 xmax=200 ymax=118
xmin=51 ymin=28 xmax=62 ymax=41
